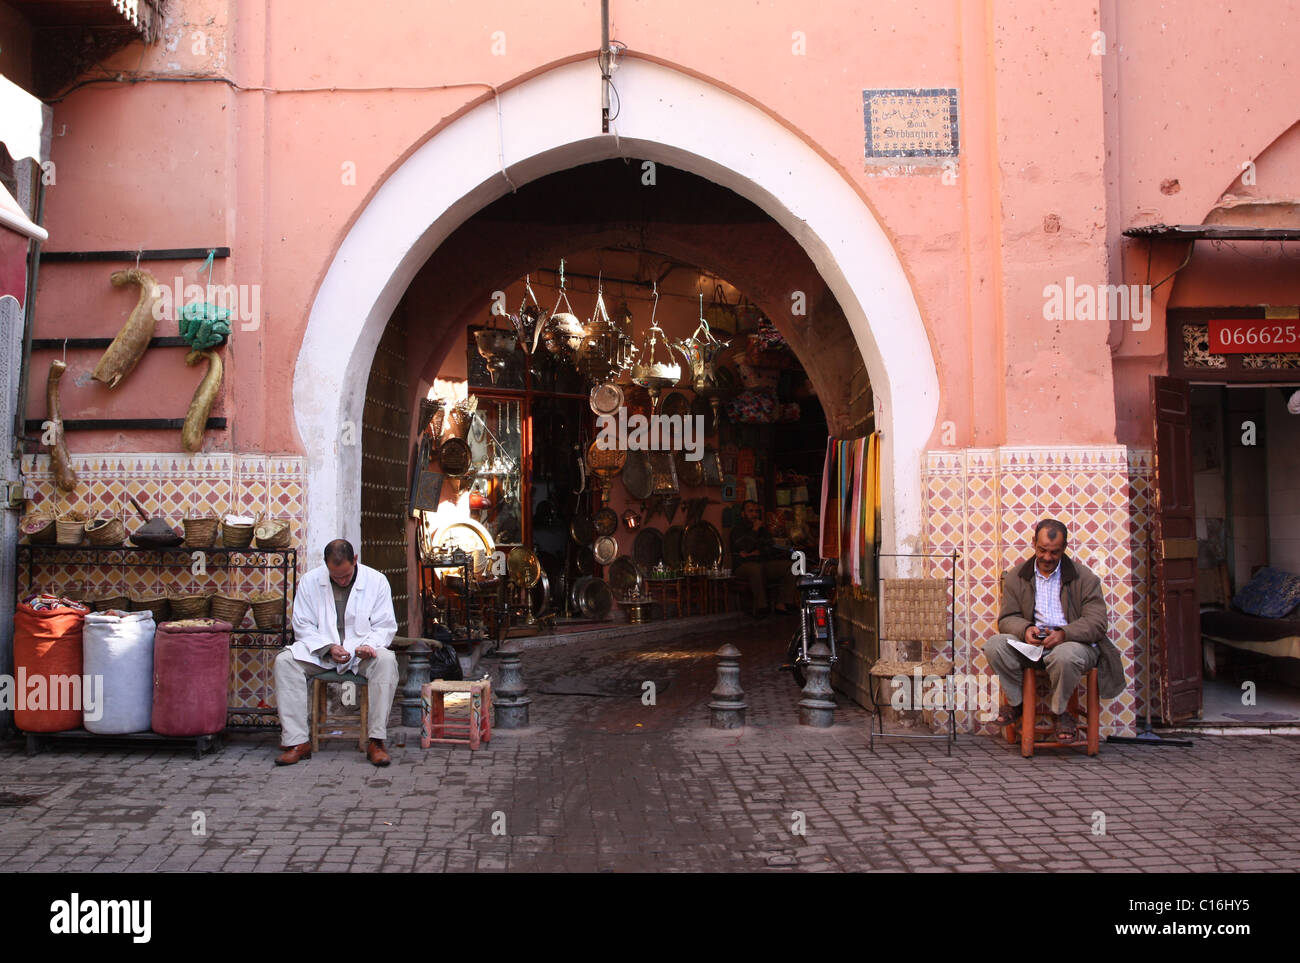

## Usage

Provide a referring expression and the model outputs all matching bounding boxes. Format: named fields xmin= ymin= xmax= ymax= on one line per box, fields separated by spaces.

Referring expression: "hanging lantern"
xmin=475 ymin=294 xmax=517 ymax=383
xmin=671 ymin=294 xmax=733 ymax=426
xmin=629 ymin=282 xmax=681 ymax=411
xmin=576 ymin=287 xmax=622 ymax=383
xmin=540 ymin=259 xmax=584 ymax=362
xmin=507 ymin=275 xmax=549 ymax=356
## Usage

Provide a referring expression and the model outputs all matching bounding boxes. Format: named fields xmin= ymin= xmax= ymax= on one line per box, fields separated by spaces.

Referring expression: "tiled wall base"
xmin=919 ymin=446 xmax=1155 ymax=738
xmin=18 ymin=452 xmax=306 ymax=716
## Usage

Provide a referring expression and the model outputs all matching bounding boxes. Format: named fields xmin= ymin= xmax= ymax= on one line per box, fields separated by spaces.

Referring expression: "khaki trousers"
xmin=983 ymin=634 xmax=1101 ymax=715
xmin=273 ymin=647 xmax=398 ymax=747
xmin=736 ymin=558 xmax=797 ymax=611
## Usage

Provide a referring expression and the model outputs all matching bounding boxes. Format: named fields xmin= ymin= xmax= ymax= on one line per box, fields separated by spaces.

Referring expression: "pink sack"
xmin=152 ymin=619 xmax=232 ymax=736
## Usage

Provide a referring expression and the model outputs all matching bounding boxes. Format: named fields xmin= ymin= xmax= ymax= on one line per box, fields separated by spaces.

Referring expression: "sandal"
xmin=1055 ymin=713 xmax=1079 ymax=743
xmin=994 ymin=704 xmax=1022 ymax=726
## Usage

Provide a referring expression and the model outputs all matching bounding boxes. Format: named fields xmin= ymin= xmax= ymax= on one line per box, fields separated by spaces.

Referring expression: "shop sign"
xmin=863 ymin=88 xmax=959 ymax=158
xmin=1208 ymin=318 xmax=1300 ymax=354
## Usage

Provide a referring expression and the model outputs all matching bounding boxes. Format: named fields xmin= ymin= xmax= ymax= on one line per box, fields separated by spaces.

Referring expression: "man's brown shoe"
xmin=275 ymin=743 xmax=311 ymax=766
xmin=367 ymin=738 xmax=391 ymax=767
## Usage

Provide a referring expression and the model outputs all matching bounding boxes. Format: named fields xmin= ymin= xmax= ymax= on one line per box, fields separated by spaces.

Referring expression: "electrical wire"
xmin=44 ymin=73 xmax=519 ymax=193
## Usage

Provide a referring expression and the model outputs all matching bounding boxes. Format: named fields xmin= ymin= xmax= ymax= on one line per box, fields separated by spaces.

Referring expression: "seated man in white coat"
xmin=273 ymin=538 xmax=399 ymax=766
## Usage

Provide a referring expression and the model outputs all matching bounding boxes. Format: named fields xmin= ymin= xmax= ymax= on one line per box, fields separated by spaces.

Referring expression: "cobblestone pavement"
xmin=1 ymin=617 xmax=1299 ymax=873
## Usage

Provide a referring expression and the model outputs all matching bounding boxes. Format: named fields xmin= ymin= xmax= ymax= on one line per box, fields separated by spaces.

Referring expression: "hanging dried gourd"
xmin=45 ymin=359 xmax=78 ymax=491
xmin=181 ymin=350 xmax=222 ymax=453
xmin=92 ymin=269 xmax=162 ymax=388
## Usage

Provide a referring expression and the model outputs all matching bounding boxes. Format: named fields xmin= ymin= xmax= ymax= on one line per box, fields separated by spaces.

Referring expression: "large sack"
xmin=83 ymin=610 xmax=156 ymax=734
xmin=14 ymin=597 xmax=89 ymax=732
xmin=152 ymin=619 xmax=232 ymax=736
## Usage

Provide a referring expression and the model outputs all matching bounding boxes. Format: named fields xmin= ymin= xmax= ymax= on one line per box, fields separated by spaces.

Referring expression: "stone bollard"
xmin=708 ymin=643 xmax=747 ymax=729
xmin=493 ymin=643 xmax=532 ymax=729
xmin=396 ymin=637 xmax=432 ymax=729
xmin=798 ymin=642 xmax=836 ymax=728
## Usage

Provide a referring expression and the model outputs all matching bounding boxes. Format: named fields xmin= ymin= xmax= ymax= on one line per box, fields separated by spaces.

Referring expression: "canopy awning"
xmin=0 ymin=74 xmax=50 ymax=307
xmin=1123 ymin=223 xmax=1300 ymax=242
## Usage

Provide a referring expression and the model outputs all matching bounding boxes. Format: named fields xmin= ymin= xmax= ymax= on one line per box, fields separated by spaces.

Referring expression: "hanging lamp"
xmin=541 ymin=258 xmax=584 ymax=361
xmin=629 ymin=281 xmax=681 ymax=411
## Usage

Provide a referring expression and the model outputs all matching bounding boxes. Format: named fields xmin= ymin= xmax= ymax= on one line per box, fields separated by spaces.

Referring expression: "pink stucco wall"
xmin=24 ymin=0 xmax=1300 ymax=456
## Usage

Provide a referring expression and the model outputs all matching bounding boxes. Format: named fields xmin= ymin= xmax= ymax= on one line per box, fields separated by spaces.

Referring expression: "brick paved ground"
xmin=1 ymin=617 xmax=1298 ymax=872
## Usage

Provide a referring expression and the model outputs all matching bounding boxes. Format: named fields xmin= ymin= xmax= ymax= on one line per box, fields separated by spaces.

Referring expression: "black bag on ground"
xmin=427 ymin=624 xmax=463 ymax=681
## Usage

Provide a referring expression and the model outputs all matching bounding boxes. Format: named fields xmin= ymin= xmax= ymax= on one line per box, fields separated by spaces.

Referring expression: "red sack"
xmin=14 ymin=599 xmax=90 ymax=732
xmin=152 ymin=620 xmax=232 ymax=736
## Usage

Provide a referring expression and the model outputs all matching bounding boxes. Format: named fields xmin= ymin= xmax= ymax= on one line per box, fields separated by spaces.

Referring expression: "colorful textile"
xmin=817 ymin=433 xmax=881 ymax=579
xmin=22 ymin=592 xmax=89 ymax=613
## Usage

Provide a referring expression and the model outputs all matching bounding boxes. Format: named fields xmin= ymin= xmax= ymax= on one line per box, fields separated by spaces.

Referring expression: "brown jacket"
xmin=997 ymin=555 xmax=1126 ymax=699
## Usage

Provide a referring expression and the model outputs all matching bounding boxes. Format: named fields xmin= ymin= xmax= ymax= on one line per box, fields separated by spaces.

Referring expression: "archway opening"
xmin=294 ymin=58 xmax=937 ymax=574
xmin=359 ymin=160 xmax=875 ymax=639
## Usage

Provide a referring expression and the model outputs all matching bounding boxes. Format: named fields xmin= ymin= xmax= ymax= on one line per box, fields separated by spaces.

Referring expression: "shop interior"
xmin=409 ymin=252 xmax=828 ymax=640
xmin=1192 ymin=383 xmax=1300 ymax=720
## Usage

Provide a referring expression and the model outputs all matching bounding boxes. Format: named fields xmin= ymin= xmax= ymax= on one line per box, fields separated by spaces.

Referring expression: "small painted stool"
xmin=420 ymin=678 xmax=492 ymax=749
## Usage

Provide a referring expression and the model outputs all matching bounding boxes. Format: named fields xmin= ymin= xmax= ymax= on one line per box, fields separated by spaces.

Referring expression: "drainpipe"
xmin=12 ymin=176 xmax=46 ymax=461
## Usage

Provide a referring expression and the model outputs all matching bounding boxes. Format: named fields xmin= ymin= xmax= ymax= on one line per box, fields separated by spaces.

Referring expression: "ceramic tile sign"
xmin=863 ymin=88 xmax=960 ymax=158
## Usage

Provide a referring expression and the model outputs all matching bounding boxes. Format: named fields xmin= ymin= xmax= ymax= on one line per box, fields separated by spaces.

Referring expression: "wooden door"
xmin=361 ymin=307 xmax=411 ymax=634
xmin=1151 ymin=376 xmax=1201 ymax=721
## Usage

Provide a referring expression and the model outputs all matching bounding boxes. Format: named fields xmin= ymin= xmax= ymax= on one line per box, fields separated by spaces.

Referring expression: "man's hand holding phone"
xmin=1024 ymin=625 xmax=1066 ymax=649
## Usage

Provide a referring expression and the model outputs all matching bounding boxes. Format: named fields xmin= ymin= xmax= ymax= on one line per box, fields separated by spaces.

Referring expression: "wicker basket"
xmin=130 ymin=596 xmax=169 ymax=623
xmin=182 ymin=517 xmax=220 ymax=548
xmin=249 ymin=591 xmax=285 ymax=630
xmin=85 ymin=517 xmax=126 ymax=546
xmin=253 ymin=519 xmax=290 ymax=550
xmin=92 ymin=595 xmax=131 ymax=613
xmin=211 ymin=594 xmax=250 ymax=627
xmin=56 ymin=519 xmax=86 ymax=545
xmin=169 ymin=593 xmax=212 ymax=619
xmin=221 ymin=516 xmax=256 ymax=549
xmin=20 ymin=512 xmax=56 ymax=545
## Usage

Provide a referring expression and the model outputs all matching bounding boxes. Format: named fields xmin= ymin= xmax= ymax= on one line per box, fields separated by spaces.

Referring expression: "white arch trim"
xmin=295 ymin=58 xmax=939 ymax=559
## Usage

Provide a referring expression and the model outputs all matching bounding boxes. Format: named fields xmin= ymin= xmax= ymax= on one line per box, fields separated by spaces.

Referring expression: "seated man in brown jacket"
xmin=984 ymin=519 xmax=1125 ymax=742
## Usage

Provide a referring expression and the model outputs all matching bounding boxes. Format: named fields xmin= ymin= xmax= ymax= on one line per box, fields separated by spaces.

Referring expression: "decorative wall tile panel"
xmin=921 ymin=446 xmax=1155 ymax=738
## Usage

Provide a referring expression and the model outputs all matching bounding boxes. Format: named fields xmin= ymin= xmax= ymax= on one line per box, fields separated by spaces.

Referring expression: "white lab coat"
xmin=289 ymin=562 xmax=398 ymax=672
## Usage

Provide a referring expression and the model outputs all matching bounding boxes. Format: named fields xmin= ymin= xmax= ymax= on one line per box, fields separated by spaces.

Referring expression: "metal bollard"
xmin=493 ymin=643 xmax=532 ymax=728
xmin=798 ymin=642 xmax=836 ymax=728
xmin=708 ymin=643 xmax=747 ymax=729
xmin=398 ymin=638 xmax=432 ymax=729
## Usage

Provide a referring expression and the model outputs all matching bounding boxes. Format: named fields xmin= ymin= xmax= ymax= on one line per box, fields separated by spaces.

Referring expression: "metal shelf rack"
xmin=14 ymin=543 xmax=296 ymax=731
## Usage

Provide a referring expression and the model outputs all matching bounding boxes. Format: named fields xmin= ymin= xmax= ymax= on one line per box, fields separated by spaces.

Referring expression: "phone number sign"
xmin=1208 ymin=319 xmax=1300 ymax=354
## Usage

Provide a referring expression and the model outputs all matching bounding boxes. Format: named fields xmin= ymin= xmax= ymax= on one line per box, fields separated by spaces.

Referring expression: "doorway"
xmin=1190 ymin=384 xmax=1300 ymax=723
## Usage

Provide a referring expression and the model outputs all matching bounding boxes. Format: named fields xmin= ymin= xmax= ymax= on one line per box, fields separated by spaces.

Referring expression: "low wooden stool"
xmin=421 ymin=678 xmax=492 ymax=749
xmin=310 ymin=670 xmax=369 ymax=752
xmin=1003 ymin=665 xmax=1099 ymax=757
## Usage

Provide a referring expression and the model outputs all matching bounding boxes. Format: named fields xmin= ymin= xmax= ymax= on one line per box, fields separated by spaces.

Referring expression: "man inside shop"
xmin=730 ymin=499 xmax=797 ymax=617
xmin=984 ymin=519 xmax=1125 ymax=743
xmin=272 ymin=538 xmax=399 ymax=766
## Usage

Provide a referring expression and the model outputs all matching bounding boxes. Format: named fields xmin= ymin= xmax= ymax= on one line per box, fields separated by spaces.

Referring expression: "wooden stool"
xmin=1003 ymin=665 xmax=1099 ymax=757
xmin=421 ymin=678 xmax=492 ymax=749
xmin=309 ymin=670 xmax=369 ymax=752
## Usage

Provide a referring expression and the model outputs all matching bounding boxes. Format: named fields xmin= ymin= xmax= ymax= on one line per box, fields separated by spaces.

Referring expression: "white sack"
xmin=83 ymin=610 xmax=156 ymax=733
